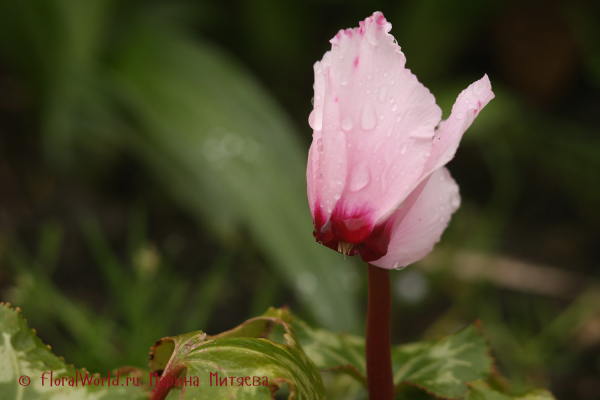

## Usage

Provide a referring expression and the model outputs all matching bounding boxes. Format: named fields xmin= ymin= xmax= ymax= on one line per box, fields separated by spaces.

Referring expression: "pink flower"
xmin=307 ymin=12 xmax=494 ymax=269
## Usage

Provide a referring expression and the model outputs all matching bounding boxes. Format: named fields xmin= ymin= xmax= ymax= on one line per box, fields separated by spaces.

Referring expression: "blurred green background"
xmin=0 ymin=0 xmax=599 ymax=399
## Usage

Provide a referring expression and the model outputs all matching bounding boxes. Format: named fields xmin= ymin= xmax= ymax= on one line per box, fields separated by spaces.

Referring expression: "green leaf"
xmin=292 ymin=313 xmax=367 ymax=385
xmin=149 ymin=307 xmax=325 ymax=399
xmin=392 ymin=323 xmax=493 ymax=399
xmin=290 ymin=315 xmax=493 ymax=399
xmin=0 ymin=303 xmax=148 ymax=400
xmin=464 ymin=380 xmax=557 ymax=400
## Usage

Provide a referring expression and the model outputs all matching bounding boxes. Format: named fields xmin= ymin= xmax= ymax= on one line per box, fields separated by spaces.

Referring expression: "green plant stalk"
xmin=366 ymin=263 xmax=395 ymax=400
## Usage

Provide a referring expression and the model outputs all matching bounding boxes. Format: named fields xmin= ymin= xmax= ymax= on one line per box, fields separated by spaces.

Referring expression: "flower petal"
xmin=370 ymin=167 xmax=460 ymax=270
xmin=309 ymin=11 xmax=442 ymax=231
xmin=424 ymin=74 xmax=494 ymax=176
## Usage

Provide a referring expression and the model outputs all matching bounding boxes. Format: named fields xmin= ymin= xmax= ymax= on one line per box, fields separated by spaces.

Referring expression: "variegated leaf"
xmin=149 ymin=307 xmax=326 ymax=399
xmin=464 ymin=380 xmax=556 ymax=400
xmin=0 ymin=303 xmax=148 ymax=400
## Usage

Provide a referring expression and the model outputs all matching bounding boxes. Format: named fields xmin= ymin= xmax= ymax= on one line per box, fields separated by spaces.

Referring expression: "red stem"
xmin=150 ymin=364 xmax=185 ymax=400
xmin=366 ymin=263 xmax=395 ymax=400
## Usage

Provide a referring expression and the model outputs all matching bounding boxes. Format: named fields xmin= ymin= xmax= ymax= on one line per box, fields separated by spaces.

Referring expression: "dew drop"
xmin=308 ymin=106 xmax=323 ymax=130
xmin=335 ymin=179 xmax=342 ymax=185
xmin=390 ymin=79 xmax=395 ymax=85
xmin=341 ymin=116 xmax=353 ymax=131
xmin=455 ymin=112 xmax=465 ymax=120
xmin=379 ymin=114 xmax=385 ymax=120
xmin=375 ymin=67 xmax=380 ymax=73
xmin=366 ymin=32 xmax=379 ymax=45
xmin=472 ymin=80 xmax=484 ymax=95
xmin=386 ymin=125 xmax=393 ymax=138
xmin=378 ymin=86 xmax=387 ymax=103
xmin=451 ymin=194 xmax=460 ymax=208
xmin=341 ymin=76 xmax=348 ymax=86
xmin=400 ymin=144 xmax=407 ymax=154
xmin=391 ymin=104 xmax=399 ymax=112
xmin=360 ymin=103 xmax=377 ymax=131
xmin=396 ymin=114 xmax=402 ymax=122
xmin=334 ymin=193 xmax=341 ymax=200
xmin=393 ymin=261 xmax=406 ymax=271
xmin=367 ymin=74 xmax=373 ymax=80
xmin=350 ymin=163 xmax=370 ymax=192
xmin=383 ymin=71 xmax=388 ymax=77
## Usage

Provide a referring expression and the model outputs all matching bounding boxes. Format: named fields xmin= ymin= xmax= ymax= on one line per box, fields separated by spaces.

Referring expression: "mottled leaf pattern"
xmin=150 ymin=307 xmax=326 ymax=399
xmin=392 ymin=324 xmax=493 ymax=398
xmin=464 ymin=380 xmax=556 ymax=400
xmin=291 ymin=314 xmax=493 ymax=399
xmin=0 ymin=303 xmax=147 ymax=400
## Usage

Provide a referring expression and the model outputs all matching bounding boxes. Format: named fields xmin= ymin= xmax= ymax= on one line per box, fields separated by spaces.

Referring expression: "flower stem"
xmin=366 ymin=263 xmax=395 ymax=400
xmin=150 ymin=364 xmax=185 ymax=400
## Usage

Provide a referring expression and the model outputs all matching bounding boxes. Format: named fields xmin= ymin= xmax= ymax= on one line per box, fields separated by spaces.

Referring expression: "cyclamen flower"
xmin=307 ymin=12 xmax=494 ymax=269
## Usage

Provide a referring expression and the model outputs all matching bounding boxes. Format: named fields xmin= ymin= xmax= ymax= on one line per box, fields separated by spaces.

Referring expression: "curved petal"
xmin=370 ymin=167 xmax=460 ymax=270
xmin=308 ymin=12 xmax=442 ymax=237
xmin=424 ymin=74 xmax=494 ymax=177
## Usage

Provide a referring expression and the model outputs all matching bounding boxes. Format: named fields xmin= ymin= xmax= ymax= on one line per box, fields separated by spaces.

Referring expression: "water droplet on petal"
xmin=383 ymin=71 xmax=388 ymax=77
xmin=386 ymin=125 xmax=393 ymax=138
xmin=451 ymin=193 xmax=460 ymax=208
xmin=341 ymin=116 xmax=353 ymax=131
xmin=366 ymin=32 xmax=379 ymax=45
xmin=379 ymin=114 xmax=385 ymax=120
xmin=334 ymin=193 xmax=341 ymax=200
xmin=375 ymin=67 xmax=380 ymax=73
xmin=360 ymin=103 xmax=377 ymax=131
xmin=390 ymin=79 xmax=395 ymax=85
xmin=400 ymin=144 xmax=407 ymax=154
xmin=396 ymin=114 xmax=402 ymax=122
xmin=472 ymin=80 xmax=485 ymax=95
xmin=350 ymin=163 xmax=370 ymax=192
xmin=391 ymin=104 xmax=398 ymax=112
xmin=308 ymin=106 xmax=323 ymax=130
xmin=455 ymin=112 xmax=465 ymax=120
xmin=367 ymin=74 xmax=373 ymax=80
xmin=393 ymin=261 xmax=406 ymax=271
xmin=335 ymin=179 xmax=342 ymax=185
xmin=341 ymin=76 xmax=348 ymax=85
xmin=378 ymin=86 xmax=387 ymax=103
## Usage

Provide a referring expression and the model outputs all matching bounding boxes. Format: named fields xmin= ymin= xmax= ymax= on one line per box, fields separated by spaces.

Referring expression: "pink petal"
xmin=424 ymin=75 xmax=495 ymax=177
xmin=308 ymin=12 xmax=442 ymax=231
xmin=370 ymin=167 xmax=460 ymax=270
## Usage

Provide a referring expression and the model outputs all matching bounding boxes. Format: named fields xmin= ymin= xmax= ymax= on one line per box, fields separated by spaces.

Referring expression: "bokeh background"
xmin=0 ymin=0 xmax=599 ymax=399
